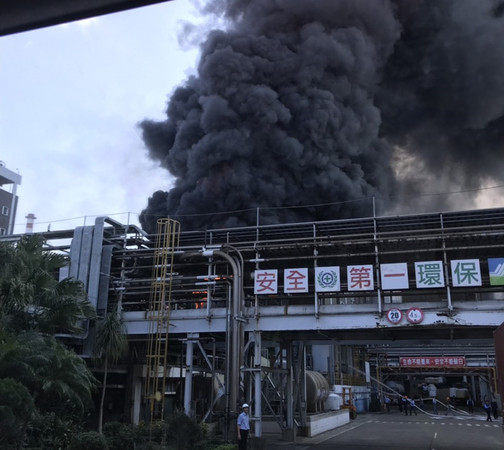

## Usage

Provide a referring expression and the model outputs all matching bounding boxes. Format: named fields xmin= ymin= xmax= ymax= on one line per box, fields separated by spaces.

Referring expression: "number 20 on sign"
xmin=386 ymin=308 xmax=402 ymax=324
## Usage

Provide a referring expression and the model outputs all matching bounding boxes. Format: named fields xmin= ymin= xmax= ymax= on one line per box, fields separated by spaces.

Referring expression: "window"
xmin=1 ymin=206 xmax=8 ymax=215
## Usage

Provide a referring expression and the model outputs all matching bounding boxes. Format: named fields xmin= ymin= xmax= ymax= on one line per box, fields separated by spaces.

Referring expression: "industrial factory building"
xmin=4 ymin=206 xmax=502 ymax=439
xmin=3 ymin=0 xmax=504 ymax=442
xmin=0 ymin=162 xmax=21 ymax=235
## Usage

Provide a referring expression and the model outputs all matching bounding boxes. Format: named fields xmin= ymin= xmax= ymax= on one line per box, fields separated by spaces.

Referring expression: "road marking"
xmin=431 ymin=431 xmax=437 ymax=450
xmin=293 ymin=415 xmax=502 ymax=450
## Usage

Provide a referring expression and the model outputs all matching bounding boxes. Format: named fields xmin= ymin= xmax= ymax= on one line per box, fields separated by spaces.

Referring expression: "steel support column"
xmin=184 ymin=333 xmax=197 ymax=416
xmin=253 ymin=331 xmax=262 ymax=437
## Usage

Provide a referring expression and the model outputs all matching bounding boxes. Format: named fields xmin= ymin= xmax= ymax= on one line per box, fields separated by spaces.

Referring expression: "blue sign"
xmin=488 ymin=258 xmax=504 ymax=286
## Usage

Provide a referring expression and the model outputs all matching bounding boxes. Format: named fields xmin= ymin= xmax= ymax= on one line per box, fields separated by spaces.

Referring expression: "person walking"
xmin=432 ymin=397 xmax=438 ymax=415
xmin=403 ymin=396 xmax=409 ymax=416
xmin=409 ymin=398 xmax=417 ymax=416
xmin=384 ymin=395 xmax=391 ymax=413
xmin=484 ymin=401 xmax=493 ymax=422
xmin=466 ymin=397 xmax=474 ymax=413
xmin=237 ymin=403 xmax=250 ymax=450
xmin=491 ymin=399 xmax=499 ymax=420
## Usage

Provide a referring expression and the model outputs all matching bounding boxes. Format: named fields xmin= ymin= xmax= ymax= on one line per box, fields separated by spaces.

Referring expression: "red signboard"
xmin=400 ymin=356 xmax=466 ymax=367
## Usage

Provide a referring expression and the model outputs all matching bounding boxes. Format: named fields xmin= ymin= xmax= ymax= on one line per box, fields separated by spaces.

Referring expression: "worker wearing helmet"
xmin=237 ymin=403 xmax=250 ymax=450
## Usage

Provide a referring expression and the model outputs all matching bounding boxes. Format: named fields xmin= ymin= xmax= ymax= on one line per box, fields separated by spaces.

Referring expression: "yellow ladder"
xmin=144 ymin=218 xmax=180 ymax=425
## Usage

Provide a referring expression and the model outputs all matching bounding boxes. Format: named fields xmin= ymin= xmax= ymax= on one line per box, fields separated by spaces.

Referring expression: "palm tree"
xmin=93 ymin=309 xmax=128 ymax=433
xmin=0 ymin=377 xmax=34 ymax=448
xmin=0 ymin=235 xmax=95 ymax=334
xmin=30 ymin=334 xmax=97 ymax=417
xmin=0 ymin=235 xmax=98 ymax=428
xmin=0 ymin=330 xmax=97 ymax=419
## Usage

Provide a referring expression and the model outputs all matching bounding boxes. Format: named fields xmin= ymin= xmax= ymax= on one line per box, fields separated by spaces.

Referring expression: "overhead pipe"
xmin=202 ymin=248 xmax=244 ymax=414
xmin=440 ymin=213 xmax=453 ymax=311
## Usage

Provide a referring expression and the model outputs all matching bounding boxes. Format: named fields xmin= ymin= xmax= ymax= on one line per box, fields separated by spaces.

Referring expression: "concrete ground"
xmin=257 ymin=409 xmax=504 ymax=450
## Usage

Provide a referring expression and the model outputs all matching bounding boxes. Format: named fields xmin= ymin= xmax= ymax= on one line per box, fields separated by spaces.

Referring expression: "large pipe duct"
xmin=202 ymin=248 xmax=244 ymax=414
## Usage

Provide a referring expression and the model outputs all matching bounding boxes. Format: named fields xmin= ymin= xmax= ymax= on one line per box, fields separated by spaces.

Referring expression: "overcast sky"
xmin=0 ymin=1 xmax=203 ymax=234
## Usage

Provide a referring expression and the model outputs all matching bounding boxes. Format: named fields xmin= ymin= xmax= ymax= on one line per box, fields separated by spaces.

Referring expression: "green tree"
xmin=93 ymin=310 xmax=128 ymax=434
xmin=30 ymin=334 xmax=97 ymax=417
xmin=25 ymin=410 xmax=81 ymax=450
xmin=0 ymin=377 xmax=34 ymax=448
xmin=0 ymin=235 xmax=99 ymax=442
xmin=0 ymin=330 xmax=97 ymax=419
xmin=0 ymin=234 xmax=95 ymax=334
xmin=0 ymin=330 xmax=41 ymax=388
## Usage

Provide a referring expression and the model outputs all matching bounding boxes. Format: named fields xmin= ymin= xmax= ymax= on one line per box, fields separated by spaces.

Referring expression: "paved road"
xmin=264 ymin=411 xmax=504 ymax=449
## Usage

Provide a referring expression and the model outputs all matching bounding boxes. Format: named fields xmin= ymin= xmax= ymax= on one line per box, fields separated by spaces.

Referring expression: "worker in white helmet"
xmin=237 ymin=403 xmax=250 ymax=450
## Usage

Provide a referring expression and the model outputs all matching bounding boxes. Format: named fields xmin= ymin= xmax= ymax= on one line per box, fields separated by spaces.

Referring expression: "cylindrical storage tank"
xmin=306 ymin=370 xmax=330 ymax=412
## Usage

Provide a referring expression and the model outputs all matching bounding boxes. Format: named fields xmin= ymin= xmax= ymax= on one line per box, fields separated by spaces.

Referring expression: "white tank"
xmin=325 ymin=392 xmax=341 ymax=410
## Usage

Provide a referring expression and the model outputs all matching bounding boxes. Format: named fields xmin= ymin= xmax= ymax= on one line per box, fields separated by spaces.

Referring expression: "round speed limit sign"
xmin=386 ymin=308 xmax=402 ymax=324
xmin=406 ymin=307 xmax=424 ymax=324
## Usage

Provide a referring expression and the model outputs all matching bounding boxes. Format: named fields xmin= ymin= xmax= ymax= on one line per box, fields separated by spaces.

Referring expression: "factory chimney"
xmin=25 ymin=213 xmax=36 ymax=234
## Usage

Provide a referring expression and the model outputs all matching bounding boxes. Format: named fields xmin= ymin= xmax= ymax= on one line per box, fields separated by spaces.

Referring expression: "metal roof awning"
xmin=0 ymin=0 xmax=171 ymax=36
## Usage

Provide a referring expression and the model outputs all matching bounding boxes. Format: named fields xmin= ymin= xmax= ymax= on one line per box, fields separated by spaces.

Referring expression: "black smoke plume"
xmin=139 ymin=0 xmax=504 ymax=233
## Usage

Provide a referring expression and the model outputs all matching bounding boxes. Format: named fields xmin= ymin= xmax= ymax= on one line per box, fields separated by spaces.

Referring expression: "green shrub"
xmin=68 ymin=431 xmax=109 ymax=450
xmin=25 ymin=411 xmax=80 ymax=449
xmin=166 ymin=413 xmax=207 ymax=450
xmin=210 ymin=444 xmax=238 ymax=450
xmin=103 ymin=421 xmax=135 ymax=450
xmin=136 ymin=419 xmax=169 ymax=444
xmin=132 ymin=420 xmax=150 ymax=441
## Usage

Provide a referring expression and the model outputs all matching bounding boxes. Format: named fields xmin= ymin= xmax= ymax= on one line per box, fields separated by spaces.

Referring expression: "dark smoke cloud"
xmin=139 ymin=0 xmax=504 ymax=232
